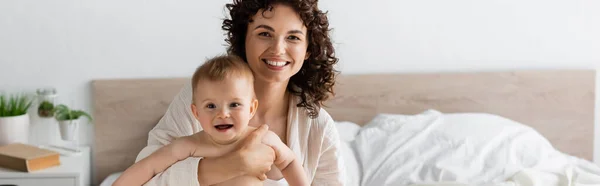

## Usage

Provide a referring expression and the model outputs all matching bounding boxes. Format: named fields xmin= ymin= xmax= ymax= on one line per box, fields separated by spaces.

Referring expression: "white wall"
xmin=1 ymin=0 xmax=599 ymax=159
xmin=0 ymin=0 xmax=234 ymax=146
xmin=323 ymin=0 xmax=600 ymax=73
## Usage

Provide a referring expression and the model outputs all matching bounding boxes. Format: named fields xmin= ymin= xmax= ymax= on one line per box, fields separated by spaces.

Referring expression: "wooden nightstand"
xmin=0 ymin=146 xmax=90 ymax=186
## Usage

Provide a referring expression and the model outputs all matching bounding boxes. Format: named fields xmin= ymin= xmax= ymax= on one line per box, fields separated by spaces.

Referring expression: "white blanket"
xmin=353 ymin=110 xmax=600 ymax=186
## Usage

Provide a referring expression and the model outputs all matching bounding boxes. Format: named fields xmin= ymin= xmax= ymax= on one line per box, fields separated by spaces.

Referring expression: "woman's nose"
xmin=270 ymin=37 xmax=286 ymax=55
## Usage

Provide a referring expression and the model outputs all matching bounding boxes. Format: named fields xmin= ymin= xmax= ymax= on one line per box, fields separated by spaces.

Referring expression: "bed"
xmin=91 ymin=70 xmax=596 ymax=186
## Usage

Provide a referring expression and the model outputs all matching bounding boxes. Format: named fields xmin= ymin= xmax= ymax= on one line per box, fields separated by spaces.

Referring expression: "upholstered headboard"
xmin=91 ymin=70 xmax=595 ymax=185
xmin=92 ymin=78 xmax=188 ymax=185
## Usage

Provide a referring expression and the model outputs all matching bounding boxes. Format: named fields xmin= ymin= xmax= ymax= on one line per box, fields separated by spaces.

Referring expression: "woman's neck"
xmin=253 ymin=80 xmax=289 ymax=121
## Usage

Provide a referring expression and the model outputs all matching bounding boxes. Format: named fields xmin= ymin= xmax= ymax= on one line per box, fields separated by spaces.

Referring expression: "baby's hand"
xmin=261 ymin=131 xmax=295 ymax=168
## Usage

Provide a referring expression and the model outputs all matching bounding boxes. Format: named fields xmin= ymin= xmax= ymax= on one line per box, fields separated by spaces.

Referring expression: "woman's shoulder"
xmin=309 ymin=108 xmax=341 ymax=146
xmin=308 ymin=107 xmax=337 ymax=133
xmin=315 ymin=108 xmax=334 ymax=125
xmin=289 ymin=96 xmax=336 ymax=132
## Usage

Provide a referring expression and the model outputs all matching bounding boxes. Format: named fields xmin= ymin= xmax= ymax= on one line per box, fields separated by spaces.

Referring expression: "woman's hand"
xmin=233 ymin=124 xmax=276 ymax=180
xmin=261 ymin=130 xmax=295 ymax=170
xmin=197 ymin=124 xmax=276 ymax=185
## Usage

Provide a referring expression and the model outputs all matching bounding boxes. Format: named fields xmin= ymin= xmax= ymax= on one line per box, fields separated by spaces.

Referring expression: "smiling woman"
xmin=223 ymin=0 xmax=338 ymax=119
xmin=243 ymin=7 xmax=309 ymax=83
xmin=132 ymin=0 xmax=344 ymax=186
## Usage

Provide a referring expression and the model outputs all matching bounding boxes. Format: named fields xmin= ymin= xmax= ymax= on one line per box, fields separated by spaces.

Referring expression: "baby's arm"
xmin=113 ymin=132 xmax=227 ymax=186
xmin=262 ymin=131 xmax=309 ymax=186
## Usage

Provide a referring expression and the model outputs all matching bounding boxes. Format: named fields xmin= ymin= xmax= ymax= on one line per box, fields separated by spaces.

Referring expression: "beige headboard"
xmin=91 ymin=70 xmax=595 ymax=185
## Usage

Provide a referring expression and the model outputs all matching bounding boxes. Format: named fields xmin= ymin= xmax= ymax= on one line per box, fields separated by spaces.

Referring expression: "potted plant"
xmin=38 ymin=100 xmax=55 ymax=118
xmin=36 ymin=88 xmax=57 ymax=118
xmin=52 ymin=104 xmax=93 ymax=141
xmin=0 ymin=93 xmax=33 ymax=146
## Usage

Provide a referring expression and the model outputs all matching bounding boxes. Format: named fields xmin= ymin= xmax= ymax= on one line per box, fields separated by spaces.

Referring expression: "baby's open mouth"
xmin=214 ymin=124 xmax=234 ymax=130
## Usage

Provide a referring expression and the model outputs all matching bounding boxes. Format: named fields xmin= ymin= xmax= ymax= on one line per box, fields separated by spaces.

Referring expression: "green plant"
xmin=0 ymin=94 xmax=33 ymax=117
xmin=38 ymin=100 xmax=55 ymax=118
xmin=52 ymin=104 xmax=93 ymax=121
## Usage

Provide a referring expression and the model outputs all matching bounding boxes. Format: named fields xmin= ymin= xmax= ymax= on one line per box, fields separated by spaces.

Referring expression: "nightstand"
xmin=0 ymin=146 xmax=90 ymax=186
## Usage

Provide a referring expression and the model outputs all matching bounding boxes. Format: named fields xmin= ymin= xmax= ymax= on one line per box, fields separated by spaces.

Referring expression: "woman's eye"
xmin=288 ymin=35 xmax=300 ymax=40
xmin=206 ymin=104 xmax=216 ymax=109
xmin=230 ymin=103 xmax=241 ymax=107
xmin=258 ymin=32 xmax=270 ymax=37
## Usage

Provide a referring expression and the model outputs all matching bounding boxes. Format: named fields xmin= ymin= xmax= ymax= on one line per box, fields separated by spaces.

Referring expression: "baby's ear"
xmin=250 ymin=99 xmax=259 ymax=117
xmin=190 ymin=103 xmax=201 ymax=120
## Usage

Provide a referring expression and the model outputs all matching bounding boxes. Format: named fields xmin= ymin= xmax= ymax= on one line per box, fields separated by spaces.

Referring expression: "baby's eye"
xmin=230 ymin=103 xmax=241 ymax=108
xmin=206 ymin=103 xmax=216 ymax=109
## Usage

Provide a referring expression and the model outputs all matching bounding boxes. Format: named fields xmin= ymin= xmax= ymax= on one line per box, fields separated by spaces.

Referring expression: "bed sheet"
xmin=355 ymin=110 xmax=600 ymax=186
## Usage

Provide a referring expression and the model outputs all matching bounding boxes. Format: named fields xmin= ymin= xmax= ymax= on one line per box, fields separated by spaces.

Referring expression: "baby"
xmin=113 ymin=54 xmax=308 ymax=186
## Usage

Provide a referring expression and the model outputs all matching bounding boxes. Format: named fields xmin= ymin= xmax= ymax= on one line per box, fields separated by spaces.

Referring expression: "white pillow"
xmin=339 ymin=141 xmax=361 ymax=186
xmin=335 ymin=121 xmax=361 ymax=142
xmin=334 ymin=120 xmax=362 ymax=185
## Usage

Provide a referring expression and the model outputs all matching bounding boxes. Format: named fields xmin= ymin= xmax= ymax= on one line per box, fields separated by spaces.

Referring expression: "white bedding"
xmin=353 ymin=110 xmax=600 ymax=186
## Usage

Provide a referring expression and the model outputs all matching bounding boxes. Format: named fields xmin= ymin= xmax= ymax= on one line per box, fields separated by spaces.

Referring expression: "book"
xmin=0 ymin=143 xmax=60 ymax=172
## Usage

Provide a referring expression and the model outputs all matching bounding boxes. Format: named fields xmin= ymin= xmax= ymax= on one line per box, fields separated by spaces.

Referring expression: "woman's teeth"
xmin=265 ymin=60 xmax=287 ymax=67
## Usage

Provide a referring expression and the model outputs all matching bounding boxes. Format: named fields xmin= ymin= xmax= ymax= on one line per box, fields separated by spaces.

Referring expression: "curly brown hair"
xmin=221 ymin=0 xmax=339 ymax=118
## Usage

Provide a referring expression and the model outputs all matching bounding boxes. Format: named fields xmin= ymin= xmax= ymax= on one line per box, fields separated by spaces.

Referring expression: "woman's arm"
xmin=311 ymin=111 xmax=346 ymax=186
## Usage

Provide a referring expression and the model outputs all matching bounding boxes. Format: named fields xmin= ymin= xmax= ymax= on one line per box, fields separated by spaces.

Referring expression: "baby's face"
xmin=191 ymin=76 xmax=257 ymax=145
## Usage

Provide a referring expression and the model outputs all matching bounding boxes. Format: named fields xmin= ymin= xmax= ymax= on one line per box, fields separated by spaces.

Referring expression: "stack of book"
xmin=0 ymin=143 xmax=61 ymax=172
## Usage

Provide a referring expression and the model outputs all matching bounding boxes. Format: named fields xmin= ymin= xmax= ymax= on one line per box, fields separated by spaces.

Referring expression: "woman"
xmin=135 ymin=0 xmax=345 ymax=185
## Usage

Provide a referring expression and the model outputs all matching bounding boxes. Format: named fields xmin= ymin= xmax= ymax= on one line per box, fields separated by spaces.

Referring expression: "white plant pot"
xmin=58 ymin=120 xmax=79 ymax=141
xmin=0 ymin=113 xmax=30 ymax=146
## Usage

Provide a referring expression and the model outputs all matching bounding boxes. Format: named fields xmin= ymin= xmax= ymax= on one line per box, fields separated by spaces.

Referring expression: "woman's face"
xmin=245 ymin=4 xmax=309 ymax=84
